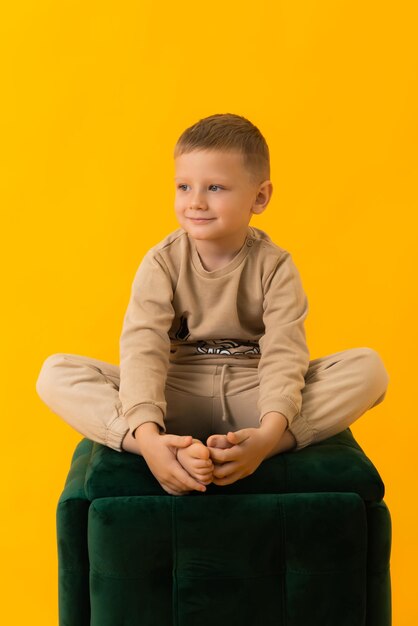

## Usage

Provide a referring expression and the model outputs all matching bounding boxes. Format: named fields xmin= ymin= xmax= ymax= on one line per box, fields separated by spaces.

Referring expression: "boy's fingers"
xmin=212 ymin=473 xmax=239 ymax=486
xmin=173 ymin=464 xmax=207 ymax=492
xmin=206 ymin=434 xmax=233 ymax=449
xmin=213 ymin=461 xmax=238 ymax=479
xmin=212 ymin=466 xmax=241 ymax=485
xmin=227 ymin=429 xmax=250 ymax=444
xmin=208 ymin=446 xmax=241 ymax=463
xmin=207 ymin=448 xmax=227 ymax=463
xmin=165 ymin=434 xmax=193 ymax=448
xmin=164 ymin=484 xmax=187 ymax=495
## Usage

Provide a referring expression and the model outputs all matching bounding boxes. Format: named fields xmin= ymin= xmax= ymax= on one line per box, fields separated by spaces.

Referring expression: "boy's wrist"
xmin=259 ymin=409 xmax=286 ymax=435
xmin=133 ymin=421 xmax=161 ymax=440
xmin=258 ymin=412 xmax=289 ymax=459
xmin=260 ymin=411 xmax=289 ymax=432
xmin=132 ymin=422 xmax=163 ymax=457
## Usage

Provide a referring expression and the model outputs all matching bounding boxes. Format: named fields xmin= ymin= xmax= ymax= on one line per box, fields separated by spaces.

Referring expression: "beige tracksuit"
xmin=36 ymin=226 xmax=389 ymax=452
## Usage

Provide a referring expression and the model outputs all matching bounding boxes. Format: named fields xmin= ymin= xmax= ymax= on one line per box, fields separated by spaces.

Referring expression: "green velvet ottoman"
xmin=56 ymin=428 xmax=392 ymax=626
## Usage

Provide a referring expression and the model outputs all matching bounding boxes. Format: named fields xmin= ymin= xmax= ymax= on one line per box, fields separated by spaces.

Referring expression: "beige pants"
xmin=35 ymin=347 xmax=389 ymax=452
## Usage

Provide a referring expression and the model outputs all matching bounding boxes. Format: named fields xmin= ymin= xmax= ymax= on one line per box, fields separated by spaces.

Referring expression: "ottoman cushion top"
xmin=68 ymin=428 xmax=385 ymax=503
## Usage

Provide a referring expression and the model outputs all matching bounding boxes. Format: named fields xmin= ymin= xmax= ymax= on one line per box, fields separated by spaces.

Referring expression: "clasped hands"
xmin=180 ymin=428 xmax=271 ymax=489
xmin=135 ymin=413 xmax=288 ymax=496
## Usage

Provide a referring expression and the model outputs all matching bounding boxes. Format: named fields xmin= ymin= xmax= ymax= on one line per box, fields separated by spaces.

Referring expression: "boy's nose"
xmin=188 ymin=190 xmax=208 ymax=210
xmin=189 ymin=198 xmax=208 ymax=210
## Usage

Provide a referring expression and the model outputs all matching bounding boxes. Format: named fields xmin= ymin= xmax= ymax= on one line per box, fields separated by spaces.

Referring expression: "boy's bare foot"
xmin=176 ymin=439 xmax=214 ymax=485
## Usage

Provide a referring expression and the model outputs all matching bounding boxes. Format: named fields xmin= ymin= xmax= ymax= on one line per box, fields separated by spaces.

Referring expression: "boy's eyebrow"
xmin=174 ymin=176 xmax=231 ymax=182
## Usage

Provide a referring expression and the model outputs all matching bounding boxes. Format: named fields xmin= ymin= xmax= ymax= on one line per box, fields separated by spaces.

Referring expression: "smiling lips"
xmin=188 ymin=217 xmax=214 ymax=222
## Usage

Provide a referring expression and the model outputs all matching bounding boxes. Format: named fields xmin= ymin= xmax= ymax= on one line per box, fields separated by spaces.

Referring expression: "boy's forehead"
xmin=174 ymin=149 xmax=247 ymax=180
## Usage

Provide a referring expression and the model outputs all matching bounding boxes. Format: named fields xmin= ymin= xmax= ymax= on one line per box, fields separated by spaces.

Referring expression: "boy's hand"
xmin=206 ymin=428 xmax=271 ymax=486
xmin=207 ymin=412 xmax=289 ymax=486
xmin=135 ymin=423 xmax=208 ymax=495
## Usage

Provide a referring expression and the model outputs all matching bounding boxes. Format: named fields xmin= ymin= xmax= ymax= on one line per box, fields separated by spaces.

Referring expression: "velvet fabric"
xmin=56 ymin=428 xmax=391 ymax=625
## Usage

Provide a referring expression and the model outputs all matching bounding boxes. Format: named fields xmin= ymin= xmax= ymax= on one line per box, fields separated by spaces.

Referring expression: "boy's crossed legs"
xmin=149 ymin=346 xmax=389 ymax=492
xmin=36 ymin=347 xmax=389 ymax=495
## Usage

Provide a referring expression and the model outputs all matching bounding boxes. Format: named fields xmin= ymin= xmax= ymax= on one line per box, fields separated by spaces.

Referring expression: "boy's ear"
xmin=251 ymin=180 xmax=273 ymax=215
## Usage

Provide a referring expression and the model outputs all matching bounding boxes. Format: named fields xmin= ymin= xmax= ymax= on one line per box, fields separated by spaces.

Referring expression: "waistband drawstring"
xmin=220 ymin=363 xmax=229 ymax=422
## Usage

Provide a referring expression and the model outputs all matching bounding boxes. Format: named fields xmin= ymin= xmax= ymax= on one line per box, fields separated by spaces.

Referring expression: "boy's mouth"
xmin=188 ymin=217 xmax=215 ymax=222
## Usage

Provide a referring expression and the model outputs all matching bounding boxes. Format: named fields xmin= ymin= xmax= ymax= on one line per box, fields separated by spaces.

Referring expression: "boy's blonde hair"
xmin=173 ymin=113 xmax=270 ymax=186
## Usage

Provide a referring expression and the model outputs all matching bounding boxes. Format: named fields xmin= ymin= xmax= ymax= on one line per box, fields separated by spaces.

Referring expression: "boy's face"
xmin=174 ymin=149 xmax=272 ymax=247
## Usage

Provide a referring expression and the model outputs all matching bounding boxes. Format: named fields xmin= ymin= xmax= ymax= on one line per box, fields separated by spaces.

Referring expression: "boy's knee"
xmin=357 ymin=347 xmax=390 ymax=394
xmin=35 ymin=353 xmax=67 ymax=399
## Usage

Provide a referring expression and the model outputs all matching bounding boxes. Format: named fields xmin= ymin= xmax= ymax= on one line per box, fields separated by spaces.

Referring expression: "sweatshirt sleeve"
xmin=119 ymin=251 xmax=175 ymax=438
xmin=257 ymin=251 xmax=310 ymax=428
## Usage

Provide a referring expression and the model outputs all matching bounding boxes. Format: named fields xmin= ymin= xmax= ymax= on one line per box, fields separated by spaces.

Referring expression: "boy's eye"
xmin=176 ymin=184 xmax=223 ymax=191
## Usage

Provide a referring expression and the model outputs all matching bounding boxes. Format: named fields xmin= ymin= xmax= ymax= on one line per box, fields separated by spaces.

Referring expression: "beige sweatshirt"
xmin=119 ymin=225 xmax=310 ymax=437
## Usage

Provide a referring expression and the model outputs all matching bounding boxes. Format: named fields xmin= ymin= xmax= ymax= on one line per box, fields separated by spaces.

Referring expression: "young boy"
xmin=36 ymin=113 xmax=389 ymax=496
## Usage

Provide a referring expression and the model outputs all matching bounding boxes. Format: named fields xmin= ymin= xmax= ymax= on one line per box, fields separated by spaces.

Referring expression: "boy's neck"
xmin=189 ymin=228 xmax=250 ymax=272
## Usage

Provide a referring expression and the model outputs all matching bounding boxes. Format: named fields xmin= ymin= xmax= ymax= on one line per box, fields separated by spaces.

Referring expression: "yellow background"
xmin=1 ymin=1 xmax=417 ymax=623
